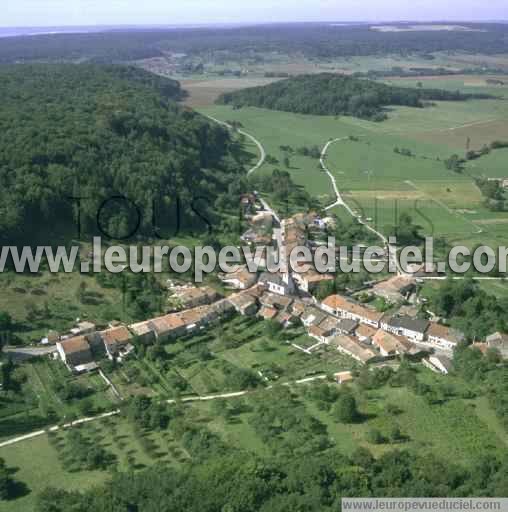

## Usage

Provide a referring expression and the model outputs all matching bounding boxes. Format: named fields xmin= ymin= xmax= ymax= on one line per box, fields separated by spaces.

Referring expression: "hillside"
xmin=216 ymin=73 xmax=492 ymax=120
xmin=0 ymin=64 xmax=245 ymax=243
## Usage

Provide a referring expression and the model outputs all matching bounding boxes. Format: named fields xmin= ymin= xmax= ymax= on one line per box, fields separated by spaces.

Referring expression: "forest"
xmin=0 ymin=64 xmax=248 ymax=245
xmin=216 ymin=73 xmax=492 ymax=120
xmin=1 ymin=23 xmax=508 ymax=63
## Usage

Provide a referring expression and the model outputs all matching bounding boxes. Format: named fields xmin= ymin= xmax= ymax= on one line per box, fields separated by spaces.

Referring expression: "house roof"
xmin=259 ymin=272 xmax=286 ymax=287
xmin=317 ymin=315 xmax=342 ymax=334
xmin=259 ymin=306 xmax=278 ymax=320
xmin=181 ymin=306 xmax=212 ymax=325
xmin=301 ymin=307 xmax=327 ymax=326
xmin=335 ymin=371 xmax=354 ymax=382
xmin=101 ymin=326 xmax=132 ymax=348
xmin=336 ymin=318 xmax=359 ymax=334
xmin=296 ymin=269 xmax=334 ymax=284
xmin=355 ymin=324 xmax=377 ymax=339
xmin=276 ymin=311 xmax=294 ymax=324
xmin=486 ymin=332 xmax=508 ymax=345
xmin=309 ymin=325 xmax=327 ymax=338
xmin=428 ymin=323 xmax=464 ymax=344
xmin=373 ymin=329 xmax=408 ymax=355
xmin=244 ymin=284 xmax=266 ymax=298
xmin=373 ymin=275 xmax=415 ymax=295
xmin=150 ymin=314 xmax=186 ymax=335
xmin=221 ymin=267 xmax=258 ymax=286
xmin=329 ymin=335 xmax=377 ymax=363
xmin=129 ymin=321 xmax=154 ymax=337
xmin=260 ymin=292 xmax=293 ymax=310
xmin=291 ymin=300 xmax=307 ymax=317
xmin=228 ymin=292 xmax=257 ymax=310
xmin=76 ymin=321 xmax=96 ymax=331
xmin=384 ymin=315 xmax=429 ymax=334
xmin=429 ymin=355 xmax=453 ymax=373
xmin=322 ymin=295 xmax=383 ymax=323
xmin=58 ymin=336 xmax=91 ymax=355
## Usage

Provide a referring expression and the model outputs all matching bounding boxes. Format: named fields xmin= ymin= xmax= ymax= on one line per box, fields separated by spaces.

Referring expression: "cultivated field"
xmin=202 ymin=77 xmax=508 ymax=249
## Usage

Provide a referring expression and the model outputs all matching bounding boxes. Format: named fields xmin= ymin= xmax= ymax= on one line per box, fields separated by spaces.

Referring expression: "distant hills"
xmin=216 ymin=73 xmax=493 ymax=120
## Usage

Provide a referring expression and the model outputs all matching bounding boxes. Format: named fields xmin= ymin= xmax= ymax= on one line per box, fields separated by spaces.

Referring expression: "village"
xmin=47 ymin=193 xmax=508 ymax=391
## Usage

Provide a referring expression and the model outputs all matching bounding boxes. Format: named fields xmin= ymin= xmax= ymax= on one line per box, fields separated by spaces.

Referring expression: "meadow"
xmin=201 ymin=80 xmax=508 ymax=249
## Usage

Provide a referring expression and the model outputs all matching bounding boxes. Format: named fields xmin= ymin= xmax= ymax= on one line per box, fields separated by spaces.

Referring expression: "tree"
xmin=211 ymin=399 xmax=231 ymax=420
xmin=390 ymin=424 xmax=403 ymax=443
xmin=315 ymin=280 xmax=335 ymax=301
xmin=444 ymin=154 xmax=464 ymax=173
xmin=265 ymin=320 xmax=283 ymax=339
xmin=366 ymin=429 xmax=385 ymax=444
xmin=76 ymin=282 xmax=87 ymax=303
xmin=334 ymin=393 xmax=359 ymax=423
xmin=0 ymin=458 xmax=12 ymax=500
xmin=1 ymin=357 xmax=15 ymax=391
xmin=0 ymin=312 xmax=12 ymax=333
xmin=78 ymin=397 xmax=95 ymax=416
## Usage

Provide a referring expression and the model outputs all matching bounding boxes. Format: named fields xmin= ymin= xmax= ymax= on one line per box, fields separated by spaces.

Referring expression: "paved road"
xmin=320 ymin=137 xmax=406 ymax=276
xmin=0 ymin=375 xmax=333 ymax=449
xmin=0 ymin=410 xmax=120 ymax=449
xmin=204 ymin=115 xmax=266 ymax=176
xmin=259 ymin=197 xmax=281 ymax=224
xmin=321 ymin=137 xmax=349 ymax=210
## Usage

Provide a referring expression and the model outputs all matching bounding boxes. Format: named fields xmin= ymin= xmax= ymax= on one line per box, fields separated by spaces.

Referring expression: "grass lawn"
xmin=202 ymin=101 xmax=508 ymax=255
xmin=0 ymin=269 xmax=125 ymax=344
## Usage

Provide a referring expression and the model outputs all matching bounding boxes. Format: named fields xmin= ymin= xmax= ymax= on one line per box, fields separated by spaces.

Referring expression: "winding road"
xmin=320 ymin=137 xmax=406 ymax=276
xmin=0 ymin=375 xmax=329 ymax=449
xmin=204 ymin=115 xmax=266 ymax=176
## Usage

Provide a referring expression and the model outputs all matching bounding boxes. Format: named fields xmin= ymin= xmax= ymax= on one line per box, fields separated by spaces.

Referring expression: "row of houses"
xmin=56 ymin=324 xmax=134 ymax=372
xmin=56 ymin=292 xmax=242 ymax=372
xmin=321 ymin=294 xmax=464 ymax=351
xmin=298 ymin=300 xmax=424 ymax=364
xmin=130 ymin=299 xmax=236 ymax=345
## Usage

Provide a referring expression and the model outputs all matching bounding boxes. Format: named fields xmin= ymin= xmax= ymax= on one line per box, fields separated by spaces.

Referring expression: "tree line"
xmin=217 ymin=74 xmax=492 ymax=121
xmin=2 ymin=24 xmax=508 ymax=64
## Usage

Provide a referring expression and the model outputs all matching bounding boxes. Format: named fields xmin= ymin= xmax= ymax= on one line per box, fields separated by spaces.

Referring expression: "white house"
xmin=259 ymin=272 xmax=295 ymax=296
xmin=423 ymin=355 xmax=453 ymax=375
xmin=381 ymin=315 xmax=429 ymax=342
xmin=321 ymin=294 xmax=383 ymax=328
xmin=426 ymin=323 xmax=464 ymax=351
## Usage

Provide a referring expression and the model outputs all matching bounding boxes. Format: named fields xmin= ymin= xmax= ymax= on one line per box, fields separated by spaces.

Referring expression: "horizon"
xmin=1 ymin=20 xmax=508 ymax=34
xmin=2 ymin=0 xmax=508 ymax=29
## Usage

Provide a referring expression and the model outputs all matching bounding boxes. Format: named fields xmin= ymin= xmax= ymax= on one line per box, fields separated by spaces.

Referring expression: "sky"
xmin=2 ymin=0 xmax=508 ymax=27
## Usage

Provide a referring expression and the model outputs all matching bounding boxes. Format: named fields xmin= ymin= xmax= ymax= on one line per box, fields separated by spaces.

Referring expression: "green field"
xmin=202 ymin=87 xmax=508 ymax=249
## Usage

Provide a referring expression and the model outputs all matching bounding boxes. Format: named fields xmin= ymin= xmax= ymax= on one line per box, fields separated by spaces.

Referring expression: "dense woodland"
xmin=1 ymin=23 xmax=508 ymax=63
xmin=32 ymin=450 xmax=508 ymax=511
xmin=217 ymin=74 xmax=491 ymax=120
xmin=0 ymin=64 xmax=248 ymax=244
